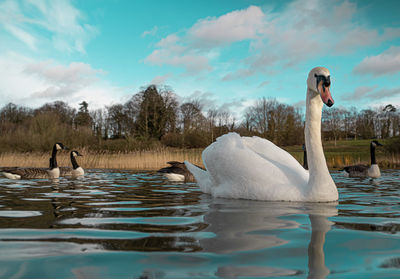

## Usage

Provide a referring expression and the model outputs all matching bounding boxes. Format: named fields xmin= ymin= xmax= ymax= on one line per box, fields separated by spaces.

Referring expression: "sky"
xmin=0 ymin=0 xmax=400 ymax=119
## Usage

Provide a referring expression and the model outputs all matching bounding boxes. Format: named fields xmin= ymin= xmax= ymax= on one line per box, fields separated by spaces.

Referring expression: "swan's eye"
xmin=314 ymin=74 xmax=330 ymax=90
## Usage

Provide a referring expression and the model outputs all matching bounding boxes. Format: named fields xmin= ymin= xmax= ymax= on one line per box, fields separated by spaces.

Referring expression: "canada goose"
xmin=185 ymin=67 xmax=338 ymax=201
xmin=302 ymin=144 xmax=308 ymax=170
xmin=342 ymin=140 xmax=383 ymax=178
xmin=1 ymin=143 xmax=67 ymax=179
xmin=60 ymin=150 xmax=84 ymax=178
xmin=158 ymin=161 xmax=201 ymax=182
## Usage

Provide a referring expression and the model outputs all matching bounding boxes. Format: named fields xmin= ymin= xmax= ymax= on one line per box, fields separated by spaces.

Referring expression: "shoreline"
xmin=0 ymin=148 xmax=398 ymax=171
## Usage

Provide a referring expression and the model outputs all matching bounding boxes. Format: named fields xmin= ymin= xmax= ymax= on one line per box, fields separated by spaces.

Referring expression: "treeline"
xmin=0 ymin=84 xmax=399 ymax=152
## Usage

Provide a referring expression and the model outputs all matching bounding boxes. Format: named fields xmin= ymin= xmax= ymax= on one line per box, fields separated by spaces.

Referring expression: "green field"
xmin=285 ymin=139 xmax=400 ymax=169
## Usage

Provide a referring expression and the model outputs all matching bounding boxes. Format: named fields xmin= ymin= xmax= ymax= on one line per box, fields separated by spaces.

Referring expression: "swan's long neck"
xmin=305 ymin=88 xmax=338 ymax=201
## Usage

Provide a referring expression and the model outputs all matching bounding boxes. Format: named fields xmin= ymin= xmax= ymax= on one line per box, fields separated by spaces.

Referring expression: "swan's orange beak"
xmin=318 ymin=82 xmax=334 ymax=107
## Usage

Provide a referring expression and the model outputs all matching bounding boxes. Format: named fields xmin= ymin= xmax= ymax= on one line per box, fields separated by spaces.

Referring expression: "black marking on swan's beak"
xmin=314 ymin=74 xmax=331 ymax=91
xmin=327 ymin=99 xmax=334 ymax=107
xmin=323 ymin=77 xmax=331 ymax=93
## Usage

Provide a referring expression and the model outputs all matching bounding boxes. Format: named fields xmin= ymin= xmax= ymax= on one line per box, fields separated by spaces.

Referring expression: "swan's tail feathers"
xmin=184 ymin=160 xmax=212 ymax=193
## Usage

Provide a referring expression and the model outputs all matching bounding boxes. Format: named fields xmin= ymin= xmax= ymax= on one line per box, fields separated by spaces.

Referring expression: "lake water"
xmin=0 ymin=170 xmax=399 ymax=279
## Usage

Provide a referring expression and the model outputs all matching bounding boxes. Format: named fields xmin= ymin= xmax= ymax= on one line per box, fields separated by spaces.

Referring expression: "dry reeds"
xmin=0 ymin=148 xmax=204 ymax=171
xmin=327 ymin=155 xmax=355 ymax=169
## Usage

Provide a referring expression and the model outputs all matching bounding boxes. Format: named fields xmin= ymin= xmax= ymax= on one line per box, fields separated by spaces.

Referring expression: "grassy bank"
xmin=0 ymin=139 xmax=399 ymax=171
xmin=287 ymin=139 xmax=400 ymax=169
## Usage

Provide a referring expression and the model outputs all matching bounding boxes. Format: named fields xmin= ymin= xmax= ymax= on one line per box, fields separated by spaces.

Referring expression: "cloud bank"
xmin=353 ymin=47 xmax=400 ymax=76
xmin=0 ymin=0 xmax=97 ymax=53
xmin=0 ymin=52 xmax=124 ymax=109
xmin=343 ymin=85 xmax=400 ymax=102
xmin=144 ymin=0 xmax=400 ymax=81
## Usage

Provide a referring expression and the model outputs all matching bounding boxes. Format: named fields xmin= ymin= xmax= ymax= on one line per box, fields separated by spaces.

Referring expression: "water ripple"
xmin=0 ymin=169 xmax=399 ymax=278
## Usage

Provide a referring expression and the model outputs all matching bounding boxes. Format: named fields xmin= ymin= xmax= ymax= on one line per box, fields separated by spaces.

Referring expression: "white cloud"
xmin=342 ymin=86 xmax=377 ymax=101
xmin=353 ymin=46 xmax=400 ymax=76
xmin=292 ymin=100 xmax=306 ymax=109
xmin=142 ymin=26 xmax=159 ymax=37
xmin=181 ymin=90 xmax=217 ymax=109
xmin=146 ymin=49 xmax=212 ymax=74
xmin=178 ymin=89 xmax=249 ymax=120
xmin=342 ymin=85 xmax=400 ymax=102
xmin=374 ymin=87 xmax=400 ymax=99
xmin=145 ymin=0 xmax=400 ymax=81
xmin=3 ymin=23 xmax=37 ymax=49
xmin=144 ymin=6 xmax=263 ymax=74
xmin=24 ymin=61 xmax=103 ymax=85
xmin=258 ymin=80 xmax=270 ymax=88
xmin=189 ymin=6 xmax=265 ymax=48
xmin=149 ymin=73 xmax=171 ymax=85
xmin=0 ymin=52 xmax=124 ymax=109
xmin=233 ymin=0 xmax=400 ymax=78
xmin=0 ymin=0 xmax=97 ymax=53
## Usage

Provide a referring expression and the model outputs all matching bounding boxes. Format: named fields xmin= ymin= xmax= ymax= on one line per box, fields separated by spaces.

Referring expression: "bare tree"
xmin=180 ymin=100 xmax=204 ymax=132
xmin=107 ymin=104 xmax=127 ymax=138
xmin=243 ymin=97 xmax=303 ymax=145
xmin=90 ymin=108 xmax=109 ymax=139
xmin=207 ymin=108 xmax=218 ymax=141
xmin=322 ymin=108 xmax=346 ymax=146
xmin=35 ymin=101 xmax=76 ymax=126
xmin=0 ymin=103 xmax=32 ymax=125
xmin=357 ymin=109 xmax=376 ymax=139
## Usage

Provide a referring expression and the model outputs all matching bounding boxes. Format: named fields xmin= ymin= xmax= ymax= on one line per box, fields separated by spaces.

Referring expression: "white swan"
xmin=185 ymin=67 xmax=338 ymax=202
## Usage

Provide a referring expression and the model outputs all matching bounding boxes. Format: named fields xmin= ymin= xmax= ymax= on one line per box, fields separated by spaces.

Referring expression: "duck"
xmin=342 ymin=140 xmax=383 ymax=178
xmin=1 ymin=143 xmax=67 ymax=179
xmin=185 ymin=67 xmax=338 ymax=202
xmin=158 ymin=161 xmax=201 ymax=182
xmin=60 ymin=150 xmax=84 ymax=178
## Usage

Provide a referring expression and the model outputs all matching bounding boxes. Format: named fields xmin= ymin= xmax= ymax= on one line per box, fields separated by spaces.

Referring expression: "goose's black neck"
xmin=49 ymin=157 xmax=57 ymax=169
xmin=370 ymin=143 xmax=376 ymax=165
xmin=303 ymin=151 xmax=308 ymax=170
xmin=71 ymin=153 xmax=80 ymax=169
xmin=51 ymin=145 xmax=58 ymax=169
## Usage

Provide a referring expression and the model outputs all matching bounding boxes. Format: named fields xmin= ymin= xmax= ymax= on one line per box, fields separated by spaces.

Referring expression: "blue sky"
xmin=0 ymin=0 xmax=399 ymax=118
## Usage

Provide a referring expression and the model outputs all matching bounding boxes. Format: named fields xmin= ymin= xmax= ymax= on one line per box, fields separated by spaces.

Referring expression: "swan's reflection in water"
xmin=199 ymin=198 xmax=337 ymax=278
xmin=307 ymin=205 xmax=336 ymax=279
xmin=0 ymin=172 xmax=342 ymax=278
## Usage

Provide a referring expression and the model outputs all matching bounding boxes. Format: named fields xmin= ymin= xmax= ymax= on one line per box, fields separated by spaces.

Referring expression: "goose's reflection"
xmin=200 ymin=198 xmax=337 ymax=279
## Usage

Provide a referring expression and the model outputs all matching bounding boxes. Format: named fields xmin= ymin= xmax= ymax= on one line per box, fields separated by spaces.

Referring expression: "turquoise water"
xmin=0 ymin=170 xmax=399 ymax=279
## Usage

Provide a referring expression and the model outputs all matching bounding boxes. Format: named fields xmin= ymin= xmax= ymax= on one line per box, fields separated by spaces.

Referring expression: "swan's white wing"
xmin=241 ymin=136 xmax=309 ymax=183
xmin=190 ymin=133 xmax=309 ymax=201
